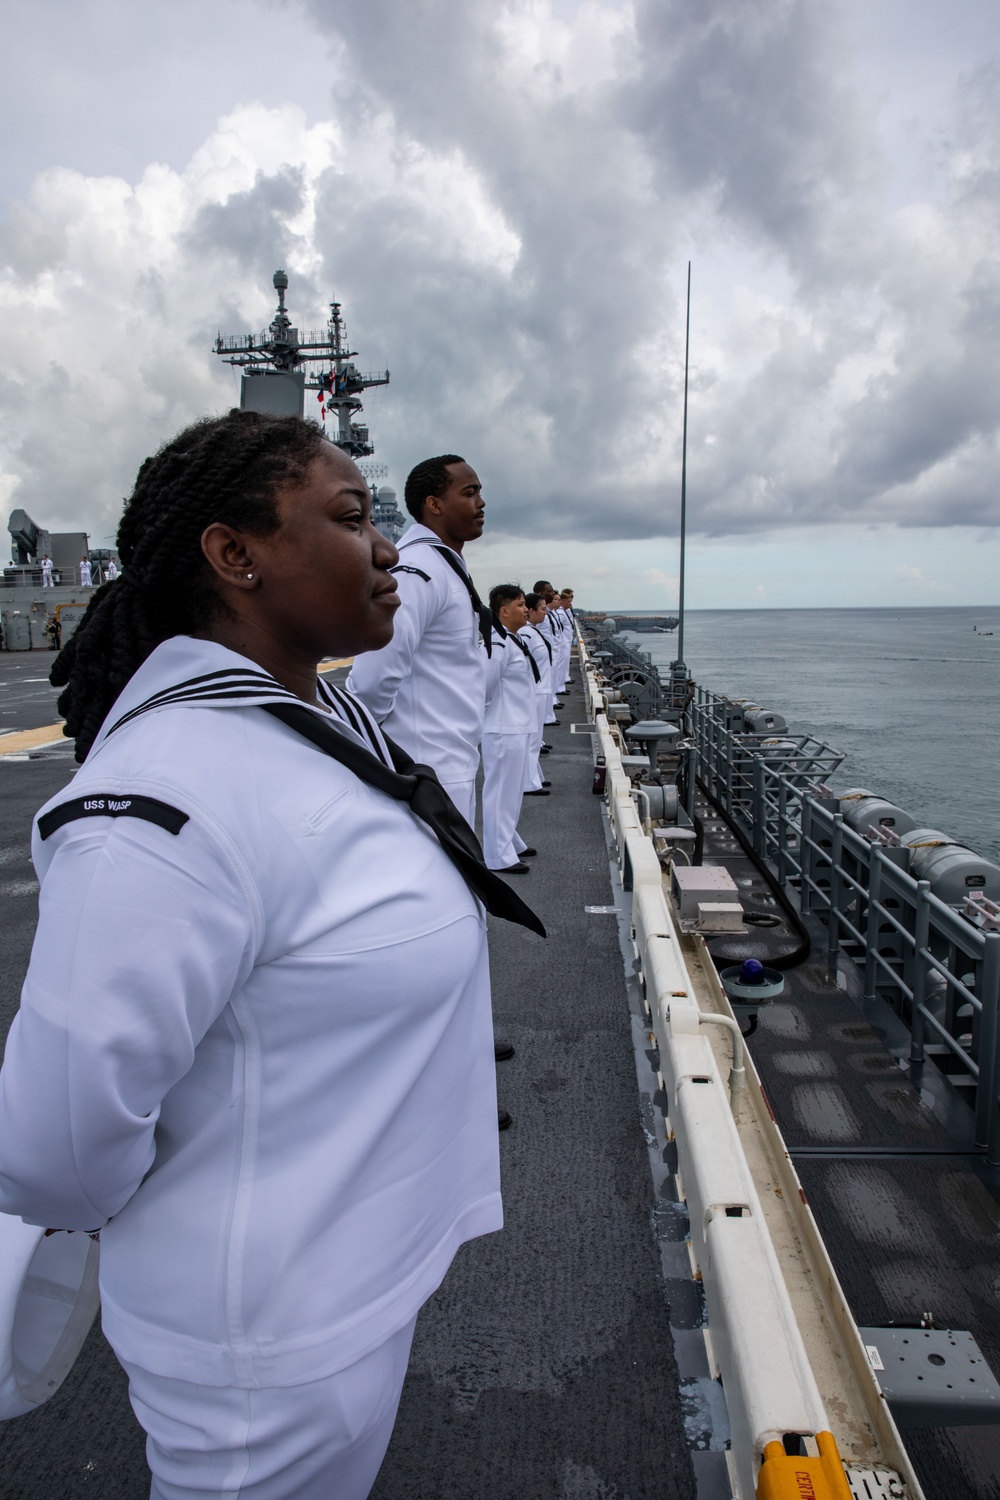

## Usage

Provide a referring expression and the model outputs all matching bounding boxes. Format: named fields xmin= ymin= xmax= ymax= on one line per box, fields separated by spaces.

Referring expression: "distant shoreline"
xmin=584 ymin=604 xmax=1000 ymax=615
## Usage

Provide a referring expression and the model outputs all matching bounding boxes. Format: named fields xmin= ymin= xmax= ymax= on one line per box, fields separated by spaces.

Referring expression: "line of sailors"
xmin=480 ymin=583 xmax=574 ymax=871
xmin=346 ymin=454 xmax=576 ymax=875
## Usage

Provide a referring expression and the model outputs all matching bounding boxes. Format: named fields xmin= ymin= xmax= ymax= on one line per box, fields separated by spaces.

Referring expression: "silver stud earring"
xmin=246 ymin=572 xmax=254 ymax=580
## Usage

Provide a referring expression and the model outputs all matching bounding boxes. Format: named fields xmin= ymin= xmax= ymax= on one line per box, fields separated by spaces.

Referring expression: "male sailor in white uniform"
xmin=482 ymin=585 xmax=538 ymax=872
xmin=559 ymin=589 xmax=576 ymax=684
xmin=550 ymin=593 xmax=572 ymax=693
xmin=532 ymin=579 xmax=564 ymax=724
xmin=519 ymin=591 xmax=554 ymax=795
xmin=348 ymin=455 xmax=488 ymax=826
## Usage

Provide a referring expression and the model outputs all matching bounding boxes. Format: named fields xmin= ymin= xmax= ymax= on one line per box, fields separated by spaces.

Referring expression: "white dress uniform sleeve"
xmin=0 ymin=816 xmax=259 ymax=1231
xmin=483 ymin=635 xmax=507 ymax=708
xmin=347 ymin=569 xmax=439 ymax=724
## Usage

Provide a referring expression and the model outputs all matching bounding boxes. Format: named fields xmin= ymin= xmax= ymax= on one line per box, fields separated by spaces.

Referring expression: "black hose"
xmin=675 ymin=767 xmax=705 ymax=866
xmin=692 ymin=809 xmax=704 ymax=867
xmin=696 ymin=775 xmax=812 ymax=971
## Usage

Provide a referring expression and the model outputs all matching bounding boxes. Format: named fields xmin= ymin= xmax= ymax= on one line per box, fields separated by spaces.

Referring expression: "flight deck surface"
xmin=0 ymin=650 xmax=63 ymax=734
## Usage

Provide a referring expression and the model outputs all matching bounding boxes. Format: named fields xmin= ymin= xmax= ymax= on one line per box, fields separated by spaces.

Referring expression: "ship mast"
xmin=212 ymin=271 xmax=405 ymax=541
xmin=213 ymin=270 xmax=390 ymax=460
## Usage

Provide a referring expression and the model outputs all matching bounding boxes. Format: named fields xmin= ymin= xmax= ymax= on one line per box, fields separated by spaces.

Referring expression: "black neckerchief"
xmin=492 ymin=615 xmax=541 ymax=683
xmin=525 ymin=624 xmax=553 ymax=662
xmin=406 ymin=539 xmax=492 ymax=657
xmin=264 ymin=703 xmax=544 ymax=937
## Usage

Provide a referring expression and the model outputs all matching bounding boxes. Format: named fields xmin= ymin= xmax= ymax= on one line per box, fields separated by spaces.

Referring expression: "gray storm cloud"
xmin=0 ymin=0 xmax=998 ymax=545
xmin=302 ymin=0 xmax=1000 ymax=536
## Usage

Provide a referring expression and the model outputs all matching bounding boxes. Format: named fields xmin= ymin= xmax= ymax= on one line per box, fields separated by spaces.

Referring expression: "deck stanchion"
xmin=909 ymin=881 xmax=932 ymax=1066
xmin=975 ymin=931 xmax=1000 ymax=1155
xmin=801 ymin=793 xmax=815 ymax=915
xmin=827 ymin=814 xmax=844 ymax=980
xmin=752 ymin=756 xmax=766 ymax=859
xmin=776 ymin=778 xmax=788 ymax=888
xmin=863 ymin=852 xmax=884 ymax=1005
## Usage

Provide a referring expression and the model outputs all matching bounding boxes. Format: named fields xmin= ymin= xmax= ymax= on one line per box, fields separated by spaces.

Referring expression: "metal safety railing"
xmin=578 ymin=636 xmax=923 ymax=1500
xmin=689 ymin=685 xmax=1000 ymax=1160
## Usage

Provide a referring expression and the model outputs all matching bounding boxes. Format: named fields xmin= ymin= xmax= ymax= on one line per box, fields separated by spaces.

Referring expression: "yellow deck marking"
xmin=0 ymin=663 xmax=352 ymax=752
xmin=0 ymin=724 xmax=67 ymax=756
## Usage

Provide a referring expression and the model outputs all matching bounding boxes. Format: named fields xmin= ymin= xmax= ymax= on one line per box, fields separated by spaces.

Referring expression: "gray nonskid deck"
xmin=0 ymin=649 xmax=64 ymax=733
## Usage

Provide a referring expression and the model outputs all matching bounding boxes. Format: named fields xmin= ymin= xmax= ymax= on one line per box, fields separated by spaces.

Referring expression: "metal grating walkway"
xmin=697 ymin=799 xmax=1000 ymax=1500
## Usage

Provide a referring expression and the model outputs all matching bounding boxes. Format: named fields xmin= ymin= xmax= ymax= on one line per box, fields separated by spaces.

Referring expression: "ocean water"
xmin=618 ymin=606 xmax=1000 ymax=864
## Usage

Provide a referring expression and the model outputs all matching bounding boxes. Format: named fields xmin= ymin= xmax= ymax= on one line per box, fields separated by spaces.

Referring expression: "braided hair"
xmin=403 ymin=454 xmax=464 ymax=521
xmin=51 ymin=409 xmax=327 ymax=761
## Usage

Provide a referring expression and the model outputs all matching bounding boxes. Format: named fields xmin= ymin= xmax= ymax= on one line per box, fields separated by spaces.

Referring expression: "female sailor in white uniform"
xmin=0 ymin=411 xmax=541 ymax=1500
xmin=519 ymin=592 xmax=554 ymax=794
xmin=481 ymin=585 xmax=536 ymax=872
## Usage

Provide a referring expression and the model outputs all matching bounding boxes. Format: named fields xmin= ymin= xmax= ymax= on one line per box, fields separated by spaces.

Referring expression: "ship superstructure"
xmin=370 ymin=483 xmax=406 ymax=545
xmin=214 ymin=271 xmax=407 ymax=541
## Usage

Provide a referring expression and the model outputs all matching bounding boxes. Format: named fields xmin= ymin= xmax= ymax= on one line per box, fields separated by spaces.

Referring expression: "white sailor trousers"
xmin=481 ymin=732 xmax=531 ymax=869
xmin=523 ymin=695 xmax=547 ymax=792
xmin=439 ymin=776 xmax=477 ymax=827
xmin=558 ymin=636 xmax=571 ymax=690
xmin=122 ymin=1315 xmax=416 ymax=1500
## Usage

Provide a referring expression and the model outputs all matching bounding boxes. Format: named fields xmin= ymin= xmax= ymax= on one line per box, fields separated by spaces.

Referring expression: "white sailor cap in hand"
xmin=0 ymin=1213 xmax=100 ymax=1419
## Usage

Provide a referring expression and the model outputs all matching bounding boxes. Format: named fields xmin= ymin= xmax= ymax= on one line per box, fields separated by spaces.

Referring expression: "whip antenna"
xmin=669 ymin=261 xmax=691 ymax=709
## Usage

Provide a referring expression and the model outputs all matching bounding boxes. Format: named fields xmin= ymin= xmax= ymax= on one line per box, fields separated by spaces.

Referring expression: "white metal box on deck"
xmin=670 ymin=865 xmax=741 ymax=918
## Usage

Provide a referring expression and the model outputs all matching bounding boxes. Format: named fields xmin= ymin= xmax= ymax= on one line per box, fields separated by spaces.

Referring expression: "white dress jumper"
xmin=481 ymin=629 xmax=536 ymax=870
xmin=0 ymin=636 xmax=502 ymax=1498
xmin=347 ymin=524 xmax=487 ymax=825
xmin=518 ymin=625 xmax=554 ymax=793
xmin=551 ymin=609 xmax=572 ymax=691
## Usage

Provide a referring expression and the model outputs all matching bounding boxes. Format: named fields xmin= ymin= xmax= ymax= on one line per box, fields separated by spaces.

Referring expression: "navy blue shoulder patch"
xmin=389 ymin=564 xmax=431 ymax=582
xmin=38 ymin=794 xmax=189 ymax=841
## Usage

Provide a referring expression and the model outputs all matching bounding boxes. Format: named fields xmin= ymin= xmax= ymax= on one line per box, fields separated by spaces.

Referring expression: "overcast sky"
xmin=2 ymin=0 xmax=999 ymax=608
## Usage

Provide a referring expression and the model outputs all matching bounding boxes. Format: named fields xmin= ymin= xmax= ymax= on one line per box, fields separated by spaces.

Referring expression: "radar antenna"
xmin=667 ymin=261 xmax=692 ymax=715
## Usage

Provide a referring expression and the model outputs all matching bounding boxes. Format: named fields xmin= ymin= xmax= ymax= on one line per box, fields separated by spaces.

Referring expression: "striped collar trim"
xmin=104 ymin=667 xmax=392 ymax=767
